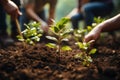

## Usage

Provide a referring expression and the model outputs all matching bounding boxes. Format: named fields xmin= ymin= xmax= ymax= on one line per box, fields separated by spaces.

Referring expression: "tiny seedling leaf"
xmin=74 ymin=53 xmax=83 ymax=59
xmin=87 ymin=26 xmax=92 ymax=32
xmin=89 ymin=48 xmax=97 ymax=55
xmin=61 ymin=38 xmax=69 ymax=42
xmin=61 ymin=46 xmax=72 ymax=51
xmin=46 ymin=36 xmax=58 ymax=42
xmin=46 ymin=43 xmax=57 ymax=48
xmin=54 ymin=27 xmax=60 ymax=33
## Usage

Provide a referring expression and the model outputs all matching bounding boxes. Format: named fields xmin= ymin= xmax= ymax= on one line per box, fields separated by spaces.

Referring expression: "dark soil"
xmin=0 ymin=35 xmax=120 ymax=80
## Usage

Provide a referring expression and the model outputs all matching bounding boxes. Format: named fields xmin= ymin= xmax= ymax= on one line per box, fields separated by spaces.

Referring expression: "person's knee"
xmin=81 ymin=4 xmax=92 ymax=13
xmin=71 ymin=13 xmax=82 ymax=22
xmin=71 ymin=16 xmax=77 ymax=22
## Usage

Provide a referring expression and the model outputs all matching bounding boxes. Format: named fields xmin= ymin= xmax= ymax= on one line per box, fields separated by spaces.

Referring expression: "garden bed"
xmin=0 ymin=35 xmax=120 ymax=80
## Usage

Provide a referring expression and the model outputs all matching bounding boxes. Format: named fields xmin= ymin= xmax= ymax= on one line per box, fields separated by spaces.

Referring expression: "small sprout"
xmin=46 ymin=43 xmax=56 ymax=48
xmin=89 ymin=48 xmax=97 ymax=55
xmin=74 ymin=31 xmax=96 ymax=66
xmin=46 ymin=17 xmax=72 ymax=57
xmin=17 ymin=22 xmax=43 ymax=45
xmin=75 ymin=41 xmax=97 ymax=66
xmin=61 ymin=46 xmax=72 ymax=51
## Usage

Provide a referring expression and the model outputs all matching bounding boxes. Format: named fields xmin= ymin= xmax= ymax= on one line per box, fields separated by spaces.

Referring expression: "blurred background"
xmin=54 ymin=0 xmax=120 ymax=21
xmin=6 ymin=0 xmax=120 ymax=33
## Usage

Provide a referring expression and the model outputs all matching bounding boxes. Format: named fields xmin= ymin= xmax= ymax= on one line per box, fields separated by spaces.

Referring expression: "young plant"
xmin=73 ymin=17 xmax=104 ymax=66
xmin=73 ymin=25 xmax=94 ymax=43
xmin=17 ymin=22 xmax=43 ymax=45
xmin=74 ymin=40 xmax=97 ymax=66
xmin=91 ymin=17 xmax=105 ymax=28
xmin=46 ymin=17 xmax=73 ymax=56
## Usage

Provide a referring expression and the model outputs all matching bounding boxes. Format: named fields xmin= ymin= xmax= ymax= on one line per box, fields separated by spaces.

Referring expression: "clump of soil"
xmin=0 ymin=35 xmax=120 ymax=80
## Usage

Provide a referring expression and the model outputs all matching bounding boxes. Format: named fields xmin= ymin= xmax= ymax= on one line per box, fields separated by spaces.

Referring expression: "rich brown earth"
xmin=0 ymin=35 xmax=120 ymax=80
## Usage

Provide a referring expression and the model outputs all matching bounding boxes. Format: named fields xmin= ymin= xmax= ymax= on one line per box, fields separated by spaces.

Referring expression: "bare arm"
xmin=48 ymin=0 xmax=57 ymax=25
xmin=100 ymin=14 xmax=120 ymax=32
xmin=25 ymin=3 xmax=48 ymax=32
xmin=84 ymin=14 xmax=120 ymax=42
xmin=25 ymin=3 xmax=44 ymax=23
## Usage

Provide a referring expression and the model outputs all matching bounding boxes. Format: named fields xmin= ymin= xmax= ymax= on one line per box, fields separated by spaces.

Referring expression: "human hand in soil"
xmin=84 ymin=26 xmax=102 ymax=42
xmin=41 ymin=21 xmax=49 ymax=33
xmin=3 ymin=0 xmax=22 ymax=19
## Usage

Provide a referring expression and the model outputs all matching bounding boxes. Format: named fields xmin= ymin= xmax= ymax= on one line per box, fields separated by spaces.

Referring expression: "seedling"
xmin=73 ymin=25 xmax=94 ymax=43
xmin=17 ymin=22 xmax=43 ymax=45
xmin=74 ymin=40 xmax=97 ymax=66
xmin=92 ymin=17 xmax=105 ymax=26
xmin=46 ymin=17 xmax=73 ymax=57
xmin=73 ymin=17 xmax=104 ymax=66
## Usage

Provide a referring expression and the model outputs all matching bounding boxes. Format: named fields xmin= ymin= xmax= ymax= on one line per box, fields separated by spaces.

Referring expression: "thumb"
xmin=17 ymin=10 xmax=22 ymax=16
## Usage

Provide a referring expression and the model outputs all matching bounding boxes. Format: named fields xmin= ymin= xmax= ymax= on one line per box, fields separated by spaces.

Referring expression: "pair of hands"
xmin=3 ymin=0 xmax=22 ymax=19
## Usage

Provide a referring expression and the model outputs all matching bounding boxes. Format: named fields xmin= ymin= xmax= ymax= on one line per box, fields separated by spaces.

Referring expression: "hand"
xmin=84 ymin=27 xmax=101 ymax=42
xmin=47 ymin=18 xmax=53 ymax=26
xmin=41 ymin=21 xmax=49 ymax=32
xmin=3 ymin=1 xmax=22 ymax=19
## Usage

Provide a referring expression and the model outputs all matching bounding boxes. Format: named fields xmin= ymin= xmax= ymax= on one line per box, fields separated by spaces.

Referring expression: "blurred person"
xmin=20 ymin=0 xmax=57 ymax=32
xmin=84 ymin=13 xmax=120 ymax=42
xmin=68 ymin=0 xmax=114 ymax=29
xmin=0 ymin=0 xmax=21 ymax=45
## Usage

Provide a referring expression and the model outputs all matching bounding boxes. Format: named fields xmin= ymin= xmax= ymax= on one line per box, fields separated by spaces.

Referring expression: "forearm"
xmin=49 ymin=10 xmax=55 ymax=20
xmin=49 ymin=0 xmax=57 ymax=25
xmin=26 ymin=8 xmax=44 ymax=23
xmin=98 ymin=14 xmax=120 ymax=32
xmin=48 ymin=8 xmax=55 ymax=25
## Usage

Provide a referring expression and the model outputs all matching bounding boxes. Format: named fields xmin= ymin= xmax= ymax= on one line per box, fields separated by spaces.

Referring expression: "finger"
xmin=17 ymin=10 xmax=22 ymax=16
xmin=84 ymin=35 xmax=93 ymax=43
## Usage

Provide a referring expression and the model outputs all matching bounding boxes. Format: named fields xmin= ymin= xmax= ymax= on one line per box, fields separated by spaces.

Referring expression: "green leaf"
xmin=37 ymin=34 xmax=42 ymax=37
xmin=54 ymin=27 xmax=60 ymax=33
xmin=74 ymin=53 xmax=83 ymax=59
xmin=89 ymin=48 xmax=97 ymax=55
xmin=75 ymin=42 xmax=89 ymax=50
xmin=61 ymin=46 xmax=72 ymax=51
xmin=25 ymin=38 xmax=34 ymax=45
xmin=17 ymin=35 xmax=24 ymax=41
xmin=17 ymin=35 xmax=23 ymax=39
xmin=75 ymin=42 xmax=84 ymax=48
xmin=31 ymin=36 xmax=40 ymax=42
xmin=46 ymin=36 xmax=58 ymax=42
xmin=87 ymin=56 xmax=93 ymax=62
xmin=87 ymin=26 xmax=92 ymax=32
xmin=29 ymin=22 xmax=40 ymax=28
xmin=46 ymin=43 xmax=57 ymax=48
xmin=61 ymin=38 xmax=69 ymax=42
